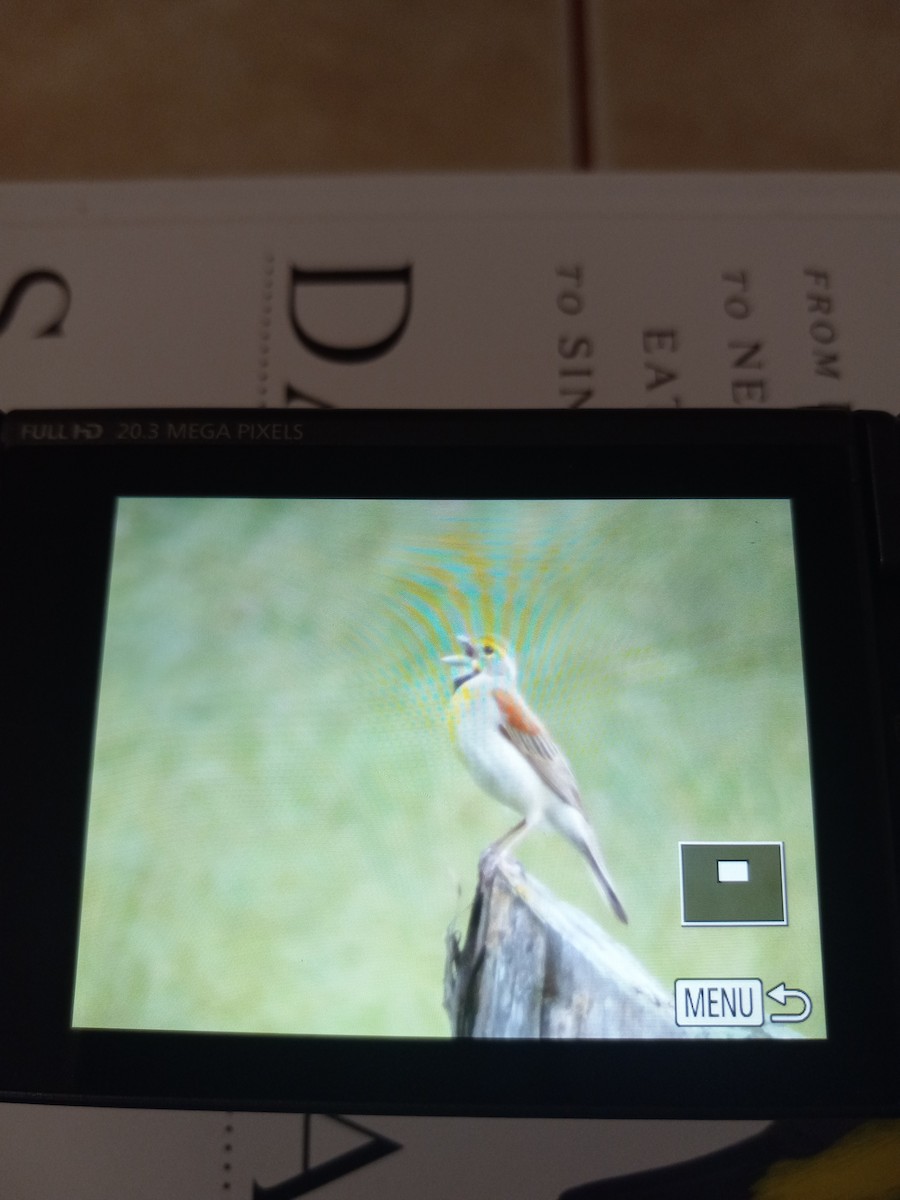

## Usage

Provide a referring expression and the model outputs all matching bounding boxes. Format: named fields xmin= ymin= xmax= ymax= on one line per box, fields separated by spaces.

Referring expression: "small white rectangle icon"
xmin=717 ymin=858 xmax=750 ymax=883
xmin=675 ymin=978 xmax=764 ymax=1026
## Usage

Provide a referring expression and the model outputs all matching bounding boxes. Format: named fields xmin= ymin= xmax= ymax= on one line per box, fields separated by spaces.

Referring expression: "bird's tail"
xmin=550 ymin=803 xmax=629 ymax=924
xmin=581 ymin=829 xmax=629 ymax=925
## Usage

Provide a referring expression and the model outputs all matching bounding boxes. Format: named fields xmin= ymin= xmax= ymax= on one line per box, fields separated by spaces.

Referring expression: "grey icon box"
xmin=680 ymin=842 xmax=787 ymax=926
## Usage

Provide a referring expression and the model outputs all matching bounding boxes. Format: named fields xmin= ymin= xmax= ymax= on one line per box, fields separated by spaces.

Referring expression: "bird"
xmin=441 ymin=633 xmax=628 ymax=924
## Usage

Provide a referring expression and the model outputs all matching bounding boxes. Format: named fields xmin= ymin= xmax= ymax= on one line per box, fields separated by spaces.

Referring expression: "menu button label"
xmin=675 ymin=978 xmax=764 ymax=1027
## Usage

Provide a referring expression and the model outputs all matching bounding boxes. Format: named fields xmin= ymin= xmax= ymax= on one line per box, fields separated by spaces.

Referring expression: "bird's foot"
xmin=478 ymin=843 xmax=505 ymax=881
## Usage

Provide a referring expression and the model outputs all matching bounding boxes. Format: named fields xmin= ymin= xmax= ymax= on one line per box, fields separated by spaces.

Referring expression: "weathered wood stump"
xmin=444 ymin=857 xmax=773 ymax=1039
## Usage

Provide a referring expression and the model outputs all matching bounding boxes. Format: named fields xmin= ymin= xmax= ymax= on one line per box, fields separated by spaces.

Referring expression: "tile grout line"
xmin=566 ymin=0 xmax=594 ymax=169
xmin=584 ymin=1 xmax=617 ymax=170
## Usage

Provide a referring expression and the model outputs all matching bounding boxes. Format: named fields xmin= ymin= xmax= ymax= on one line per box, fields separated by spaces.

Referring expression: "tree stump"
xmin=444 ymin=857 xmax=773 ymax=1039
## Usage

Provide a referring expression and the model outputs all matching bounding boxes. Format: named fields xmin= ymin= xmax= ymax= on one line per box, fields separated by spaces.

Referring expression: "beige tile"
xmin=591 ymin=0 xmax=900 ymax=169
xmin=0 ymin=0 xmax=570 ymax=179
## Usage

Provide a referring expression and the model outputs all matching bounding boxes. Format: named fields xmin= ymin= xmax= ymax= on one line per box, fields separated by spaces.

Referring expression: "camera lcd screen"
xmin=73 ymin=495 xmax=826 ymax=1042
xmin=5 ymin=407 xmax=897 ymax=1116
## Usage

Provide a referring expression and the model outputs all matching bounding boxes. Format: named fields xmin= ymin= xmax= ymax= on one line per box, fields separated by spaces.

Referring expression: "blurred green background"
xmin=73 ymin=496 xmax=824 ymax=1038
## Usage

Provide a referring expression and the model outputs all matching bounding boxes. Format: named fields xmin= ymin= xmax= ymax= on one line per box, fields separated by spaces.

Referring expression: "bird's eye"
xmin=483 ymin=645 xmax=494 ymax=656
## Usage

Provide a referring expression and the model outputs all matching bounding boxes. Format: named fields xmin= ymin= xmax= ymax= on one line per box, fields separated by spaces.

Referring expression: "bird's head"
xmin=441 ymin=633 xmax=518 ymax=688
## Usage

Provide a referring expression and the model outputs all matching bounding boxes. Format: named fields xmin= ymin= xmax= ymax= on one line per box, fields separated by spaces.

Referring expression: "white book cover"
xmin=0 ymin=173 xmax=897 ymax=412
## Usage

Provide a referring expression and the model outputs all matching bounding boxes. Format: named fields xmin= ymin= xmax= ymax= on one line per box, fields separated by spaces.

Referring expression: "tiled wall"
xmin=1 ymin=0 xmax=898 ymax=178
xmin=590 ymin=1 xmax=900 ymax=169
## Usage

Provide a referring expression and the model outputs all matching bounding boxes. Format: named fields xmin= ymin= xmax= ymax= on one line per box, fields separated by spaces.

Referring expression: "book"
xmin=1 ymin=173 xmax=896 ymax=412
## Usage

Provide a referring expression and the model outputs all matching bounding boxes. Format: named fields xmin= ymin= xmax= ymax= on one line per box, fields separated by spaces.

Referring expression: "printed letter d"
xmin=288 ymin=265 xmax=412 ymax=364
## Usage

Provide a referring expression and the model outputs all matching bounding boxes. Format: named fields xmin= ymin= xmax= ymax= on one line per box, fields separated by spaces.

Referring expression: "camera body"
xmin=1 ymin=407 xmax=898 ymax=1117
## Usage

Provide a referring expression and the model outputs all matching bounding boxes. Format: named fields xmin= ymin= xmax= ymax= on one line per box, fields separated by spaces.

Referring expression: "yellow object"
xmin=754 ymin=1120 xmax=900 ymax=1200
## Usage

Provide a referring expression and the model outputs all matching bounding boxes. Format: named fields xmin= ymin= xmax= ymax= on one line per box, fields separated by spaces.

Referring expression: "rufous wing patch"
xmin=495 ymin=688 xmax=581 ymax=802
xmin=494 ymin=688 xmax=542 ymax=735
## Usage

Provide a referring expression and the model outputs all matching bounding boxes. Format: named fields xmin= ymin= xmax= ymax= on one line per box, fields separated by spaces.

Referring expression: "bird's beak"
xmin=441 ymin=653 xmax=471 ymax=667
xmin=442 ymin=633 xmax=477 ymax=668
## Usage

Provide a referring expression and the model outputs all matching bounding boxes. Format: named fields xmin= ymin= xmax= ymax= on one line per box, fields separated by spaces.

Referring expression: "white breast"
xmin=452 ymin=680 xmax=548 ymax=820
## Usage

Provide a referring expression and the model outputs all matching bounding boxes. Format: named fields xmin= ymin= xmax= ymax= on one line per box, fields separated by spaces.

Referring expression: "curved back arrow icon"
xmin=767 ymin=982 xmax=812 ymax=1023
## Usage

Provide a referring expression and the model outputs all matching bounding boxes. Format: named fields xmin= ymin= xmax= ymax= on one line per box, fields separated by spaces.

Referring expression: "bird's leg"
xmin=479 ymin=818 xmax=528 ymax=880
